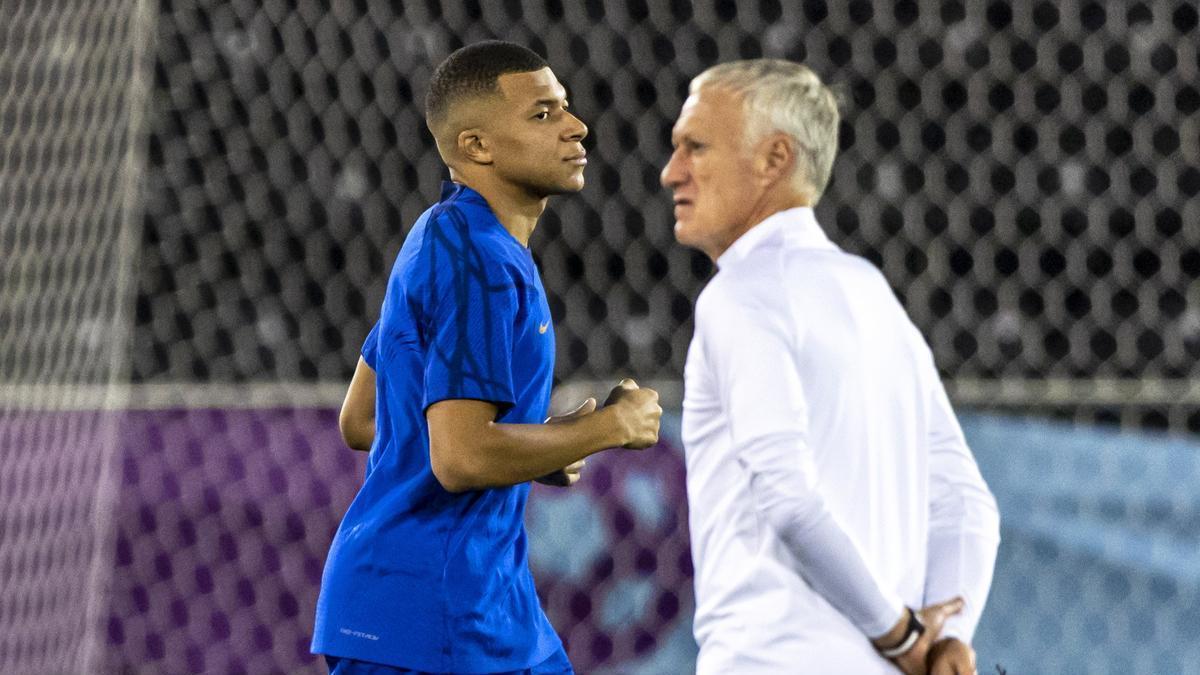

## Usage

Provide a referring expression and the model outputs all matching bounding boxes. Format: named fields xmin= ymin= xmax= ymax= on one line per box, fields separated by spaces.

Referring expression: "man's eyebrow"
xmin=531 ymin=96 xmax=567 ymax=108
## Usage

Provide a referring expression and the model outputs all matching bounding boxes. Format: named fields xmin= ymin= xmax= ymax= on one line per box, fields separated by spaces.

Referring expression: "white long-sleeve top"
xmin=682 ymin=207 xmax=1001 ymax=674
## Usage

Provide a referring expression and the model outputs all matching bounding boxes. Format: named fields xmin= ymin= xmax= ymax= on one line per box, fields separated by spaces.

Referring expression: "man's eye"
xmin=534 ymin=111 xmax=549 ymax=120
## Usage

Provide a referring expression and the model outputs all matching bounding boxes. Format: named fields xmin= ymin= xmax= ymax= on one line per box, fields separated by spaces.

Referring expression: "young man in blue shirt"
xmin=312 ymin=41 xmax=662 ymax=675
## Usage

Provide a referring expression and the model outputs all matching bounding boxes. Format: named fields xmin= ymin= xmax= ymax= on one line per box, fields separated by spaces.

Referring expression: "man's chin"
xmin=673 ymin=220 xmax=697 ymax=246
xmin=536 ymin=177 xmax=585 ymax=196
xmin=562 ymin=174 xmax=586 ymax=192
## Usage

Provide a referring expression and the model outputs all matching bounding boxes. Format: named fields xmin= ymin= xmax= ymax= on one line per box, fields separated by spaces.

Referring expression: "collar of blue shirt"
xmin=440 ymin=180 xmax=488 ymax=205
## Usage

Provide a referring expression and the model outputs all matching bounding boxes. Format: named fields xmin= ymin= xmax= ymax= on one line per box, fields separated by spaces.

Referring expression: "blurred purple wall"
xmin=102 ymin=408 xmax=693 ymax=674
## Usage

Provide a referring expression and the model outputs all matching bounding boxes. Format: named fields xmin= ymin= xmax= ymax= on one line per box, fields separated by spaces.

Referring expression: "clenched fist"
xmin=603 ymin=378 xmax=662 ymax=449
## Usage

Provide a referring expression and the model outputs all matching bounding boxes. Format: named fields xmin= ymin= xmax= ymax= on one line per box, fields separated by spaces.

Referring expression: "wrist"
xmin=873 ymin=607 xmax=924 ymax=659
xmin=871 ymin=609 xmax=910 ymax=649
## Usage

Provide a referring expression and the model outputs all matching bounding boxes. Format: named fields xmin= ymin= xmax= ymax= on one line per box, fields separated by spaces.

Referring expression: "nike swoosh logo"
xmin=539 ymin=321 xmax=550 ymax=334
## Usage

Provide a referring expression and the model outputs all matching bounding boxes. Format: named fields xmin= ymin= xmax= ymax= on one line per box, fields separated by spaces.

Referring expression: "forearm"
xmin=437 ymin=407 xmax=626 ymax=491
xmin=924 ymin=500 xmax=1000 ymax=641
xmin=779 ymin=503 xmax=907 ymax=637
xmin=925 ymin=385 xmax=1001 ymax=642
xmin=741 ymin=432 xmax=905 ymax=637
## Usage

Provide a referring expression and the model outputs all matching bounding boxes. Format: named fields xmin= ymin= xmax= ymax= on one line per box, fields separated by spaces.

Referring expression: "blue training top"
xmin=312 ymin=182 xmax=561 ymax=672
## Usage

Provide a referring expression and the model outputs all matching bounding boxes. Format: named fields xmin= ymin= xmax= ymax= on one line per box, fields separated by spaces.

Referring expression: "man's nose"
xmin=661 ymin=151 xmax=685 ymax=188
xmin=563 ymin=111 xmax=588 ymax=142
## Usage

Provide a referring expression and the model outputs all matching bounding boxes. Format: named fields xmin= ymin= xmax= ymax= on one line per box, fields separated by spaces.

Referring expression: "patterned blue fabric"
xmin=313 ymin=183 xmax=560 ymax=672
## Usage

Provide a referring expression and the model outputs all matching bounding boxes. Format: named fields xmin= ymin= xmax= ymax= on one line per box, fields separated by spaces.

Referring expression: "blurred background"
xmin=2 ymin=0 xmax=1198 ymax=672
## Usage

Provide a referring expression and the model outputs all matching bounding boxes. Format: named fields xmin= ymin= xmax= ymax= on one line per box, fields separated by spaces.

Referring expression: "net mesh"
xmin=0 ymin=1 xmax=152 ymax=672
xmin=131 ymin=0 xmax=1200 ymax=428
xmin=2 ymin=0 xmax=1199 ymax=673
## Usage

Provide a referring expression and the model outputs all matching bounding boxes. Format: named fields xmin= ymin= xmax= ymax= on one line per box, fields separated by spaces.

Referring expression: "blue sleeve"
xmin=361 ymin=321 xmax=380 ymax=370
xmin=419 ymin=214 xmax=518 ymax=413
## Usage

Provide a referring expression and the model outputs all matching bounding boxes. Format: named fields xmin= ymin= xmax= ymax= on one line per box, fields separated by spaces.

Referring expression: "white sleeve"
xmin=922 ymin=372 xmax=1001 ymax=643
xmin=703 ymin=288 xmax=905 ymax=638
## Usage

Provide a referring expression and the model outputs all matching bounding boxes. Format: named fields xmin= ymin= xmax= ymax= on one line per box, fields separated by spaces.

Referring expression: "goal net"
xmin=2 ymin=1 xmax=1198 ymax=673
xmin=0 ymin=1 xmax=153 ymax=672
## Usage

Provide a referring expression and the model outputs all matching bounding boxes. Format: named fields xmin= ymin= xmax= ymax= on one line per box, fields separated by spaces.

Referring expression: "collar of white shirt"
xmin=716 ymin=206 xmax=839 ymax=270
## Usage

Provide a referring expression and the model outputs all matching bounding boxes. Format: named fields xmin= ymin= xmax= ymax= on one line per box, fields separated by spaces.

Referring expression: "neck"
xmin=449 ymin=168 xmax=546 ymax=247
xmin=707 ymin=187 xmax=812 ymax=261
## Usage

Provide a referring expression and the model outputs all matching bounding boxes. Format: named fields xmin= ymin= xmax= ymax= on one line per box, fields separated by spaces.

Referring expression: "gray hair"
xmin=691 ymin=59 xmax=840 ymax=203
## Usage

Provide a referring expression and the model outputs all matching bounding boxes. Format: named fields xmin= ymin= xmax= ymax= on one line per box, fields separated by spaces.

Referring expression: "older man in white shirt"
xmin=661 ymin=60 xmax=1001 ymax=675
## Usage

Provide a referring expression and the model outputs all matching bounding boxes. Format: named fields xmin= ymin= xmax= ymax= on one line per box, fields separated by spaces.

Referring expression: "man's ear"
xmin=756 ymin=133 xmax=796 ymax=187
xmin=457 ymin=128 xmax=494 ymax=165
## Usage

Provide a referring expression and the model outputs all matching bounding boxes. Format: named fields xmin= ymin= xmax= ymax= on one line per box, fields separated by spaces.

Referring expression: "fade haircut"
xmin=691 ymin=60 xmax=841 ymax=203
xmin=425 ymin=41 xmax=549 ymax=131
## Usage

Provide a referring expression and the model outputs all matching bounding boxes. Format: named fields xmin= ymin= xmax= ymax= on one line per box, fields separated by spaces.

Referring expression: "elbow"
xmin=338 ymin=413 xmax=374 ymax=452
xmin=337 ymin=407 xmax=354 ymax=444
xmin=930 ymin=486 xmax=1002 ymax=541
xmin=432 ymin=466 xmax=472 ymax=493
xmin=427 ymin=414 xmax=498 ymax=493
xmin=429 ymin=444 xmax=479 ymax=493
xmin=761 ymin=489 xmax=828 ymax=539
xmin=344 ymin=432 xmax=372 ymax=452
xmin=984 ymin=492 xmax=1002 ymax=541
xmin=742 ymin=469 xmax=828 ymax=539
xmin=736 ymin=435 xmax=827 ymax=536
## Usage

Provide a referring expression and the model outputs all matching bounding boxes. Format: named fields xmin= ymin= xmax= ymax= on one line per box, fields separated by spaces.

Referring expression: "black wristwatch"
xmin=878 ymin=607 xmax=925 ymax=659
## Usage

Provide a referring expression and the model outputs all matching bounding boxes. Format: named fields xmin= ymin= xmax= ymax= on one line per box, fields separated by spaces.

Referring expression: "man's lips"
xmin=564 ymin=152 xmax=587 ymax=165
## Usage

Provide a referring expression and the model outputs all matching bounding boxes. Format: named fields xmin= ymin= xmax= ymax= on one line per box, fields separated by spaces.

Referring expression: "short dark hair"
xmin=425 ymin=41 xmax=549 ymax=128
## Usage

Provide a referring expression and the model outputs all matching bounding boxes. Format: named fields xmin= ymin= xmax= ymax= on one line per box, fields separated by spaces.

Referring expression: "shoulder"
xmin=410 ymin=205 xmax=522 ymax=281
xmin=792 ymin=245 xmax=887 ymax=285
xmin=820 ymin=249 xmax=907 ymax=311
xmin=386 ymin=207 xmax=524 ymax=322
xmin=424 ymin=202 xmax=501 ymax=252
xmin=695 ymin=263 xmax=794 ymax=349
xmin=699 ymin=253 xmax=789 ymax=319
xmin=836 ymin=249 xmax=892 ymax=285
xmin=694 ymin=271 xmax=737 ymax=327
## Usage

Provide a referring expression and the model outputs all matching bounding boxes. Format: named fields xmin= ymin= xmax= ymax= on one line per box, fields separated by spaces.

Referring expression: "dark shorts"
xmin=324 ymin=648 xmax=574 ymax=675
